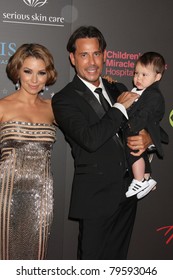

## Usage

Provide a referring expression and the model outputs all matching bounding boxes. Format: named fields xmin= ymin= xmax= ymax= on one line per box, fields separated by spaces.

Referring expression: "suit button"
xmin=119 ymin=161 xmax=122 ymax=166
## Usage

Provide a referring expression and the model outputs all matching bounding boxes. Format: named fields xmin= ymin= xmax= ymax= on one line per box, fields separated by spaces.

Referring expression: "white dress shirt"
xmin=78 ymin=76 xmax=128 ymax=119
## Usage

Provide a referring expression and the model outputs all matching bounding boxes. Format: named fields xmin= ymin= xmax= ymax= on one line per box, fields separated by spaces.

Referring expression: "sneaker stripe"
xmin=126 ymin=179 xmax=149 ymax=197
xmin=132 ymin=184 xmax=143 ymax=191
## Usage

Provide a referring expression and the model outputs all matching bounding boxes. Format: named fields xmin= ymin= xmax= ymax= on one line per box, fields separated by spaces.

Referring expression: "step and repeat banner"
xmin=0 ymin=0 xmax=172 ymax=260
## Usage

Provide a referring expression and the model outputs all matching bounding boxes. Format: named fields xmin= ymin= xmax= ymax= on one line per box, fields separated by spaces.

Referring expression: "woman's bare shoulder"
xmin=0 ymin=93 xmax=18 ymax=120
xmin=0 ymin=92 xmax=17 ymax=102
xmin=0 ymin=95 xmax=12 ymax=106
xmin=0 ymin=96 xmax=10 ymax=121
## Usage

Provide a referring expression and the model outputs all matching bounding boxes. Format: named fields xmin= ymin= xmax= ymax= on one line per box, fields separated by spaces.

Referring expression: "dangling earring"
xmin=15 ymin=81 xmax=20 ymax=90
xmin=43 ymin=85 xmax=49 ymax=91
xmin=40 ymin=85 xmax=49 ymax=96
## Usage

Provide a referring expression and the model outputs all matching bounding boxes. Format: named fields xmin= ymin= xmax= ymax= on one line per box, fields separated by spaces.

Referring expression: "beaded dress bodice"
xmin=0 ymin=121 xmax=56 ymax=260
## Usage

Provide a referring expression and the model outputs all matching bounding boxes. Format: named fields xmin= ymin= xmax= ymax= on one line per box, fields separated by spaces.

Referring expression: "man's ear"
xmin=103 ymin=50 xmax=107 ymax=63
xmin=69 ymin=52 xmax=75 ymax=66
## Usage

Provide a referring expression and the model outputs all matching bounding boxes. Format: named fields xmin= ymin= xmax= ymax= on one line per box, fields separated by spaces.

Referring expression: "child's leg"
xmin=132 ymin=158 xmax=151 ymax=181
xmin=144 ymin=173 xmax=150 ymax=180
xmin=125 ymin=157 xmax=150 ymax=198
xmin=132 ymin=157 xmax=145 ymax=181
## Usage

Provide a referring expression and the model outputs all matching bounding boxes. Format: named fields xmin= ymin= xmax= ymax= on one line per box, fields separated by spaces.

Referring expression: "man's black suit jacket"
xmin=52 ymin=76 xmax=130 ymax=219
xmin=52 ymin=77 xmax=168 ymax=219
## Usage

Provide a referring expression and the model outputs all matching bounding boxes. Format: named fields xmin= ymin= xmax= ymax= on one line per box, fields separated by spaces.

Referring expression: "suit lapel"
xmin=128 ymin=82 xmax=160 ymax=117
xmin=127 ymin=89 xmax=148 ymax=117
xmin=74 ymin=76 xmax=126 ymax=152
xmin=76 ymin=88 xmax=106 ymax=118
xmin=104 ymin=87 xmax=116 ymax=105
xmin=74 ymin=76 xmax=105 ymax=118
xmin=74 ymin=76 xmax=119 ymax=118
xmin=102 ymin=78 xmax=126 ymax=105
xmin=75 ymin=77 xmax=124 ymax=148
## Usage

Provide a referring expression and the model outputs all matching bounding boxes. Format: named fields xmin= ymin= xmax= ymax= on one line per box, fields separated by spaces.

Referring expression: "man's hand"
xmin=127 ymin=129 xmax=152 ymax=156
xmin=117 ymin=91 xmax=139 ymax=109
xmin=102 ymin=75 xmax=117 ymax=84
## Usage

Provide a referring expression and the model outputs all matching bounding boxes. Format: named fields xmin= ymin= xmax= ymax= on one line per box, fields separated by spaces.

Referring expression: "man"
xmin=52 ymin=26 xmax=151 ymax=259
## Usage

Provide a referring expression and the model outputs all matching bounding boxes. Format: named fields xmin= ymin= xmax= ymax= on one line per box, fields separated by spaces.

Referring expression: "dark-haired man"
xmin=52 ymin=26 xmax=152 ymax=259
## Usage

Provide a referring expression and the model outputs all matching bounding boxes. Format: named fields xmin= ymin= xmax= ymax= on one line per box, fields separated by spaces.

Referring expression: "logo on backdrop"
xmin=105 ymin=50 xmax=168 ymax=81
xmin=157 ymin=225 xmax=173 ymax=245
xmin=0 ymin=42 xmax=16 ymax=65
xmin=23 ymin=0 xmax=48 ymax=7
xmin=169 ymin=110 xmax=173 ymax=127
xmin=0 ymin=42 xmax=17 ymax=97
xmin=2 ymin=1 xmax=65 ymax=27
xmin=105 ymin=50 xmax=141 ymax=79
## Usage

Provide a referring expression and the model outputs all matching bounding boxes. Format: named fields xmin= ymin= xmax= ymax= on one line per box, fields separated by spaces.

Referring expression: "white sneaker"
xmin=125 ymin=179 xmax=149 ymax=197
xmin=137 ymin=178 xmax=157 ymax=199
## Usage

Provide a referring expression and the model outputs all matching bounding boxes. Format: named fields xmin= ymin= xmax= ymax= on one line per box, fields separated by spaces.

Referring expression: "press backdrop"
xmin=0 ymin=0 xmax=172 ymax=259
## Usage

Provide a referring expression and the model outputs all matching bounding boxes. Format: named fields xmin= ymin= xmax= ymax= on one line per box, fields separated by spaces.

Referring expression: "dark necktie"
xmin=94 ymin=87 xmax=110 ymax=112
xmin=95 ymin=87 xmax=124 ymax=149
xmin=95 ymin=89 xmax=127 ymax=174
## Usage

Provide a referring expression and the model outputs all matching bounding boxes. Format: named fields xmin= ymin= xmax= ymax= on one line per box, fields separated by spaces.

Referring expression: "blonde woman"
xmin=0 ymin=43 xmax=57 ymax=259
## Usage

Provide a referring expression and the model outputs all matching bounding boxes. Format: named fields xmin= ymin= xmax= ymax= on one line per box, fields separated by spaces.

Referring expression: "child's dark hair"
xmin=137 ymin=52 xmax=165 ymax=75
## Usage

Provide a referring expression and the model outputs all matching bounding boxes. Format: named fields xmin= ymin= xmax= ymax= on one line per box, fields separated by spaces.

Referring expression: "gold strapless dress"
xmin=0 ymin=121 xmax=56 ymax=259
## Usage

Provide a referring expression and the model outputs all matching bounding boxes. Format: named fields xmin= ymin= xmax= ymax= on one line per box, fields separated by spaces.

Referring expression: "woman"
xmin=0 ymin=43 xmax=57 ymax=259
